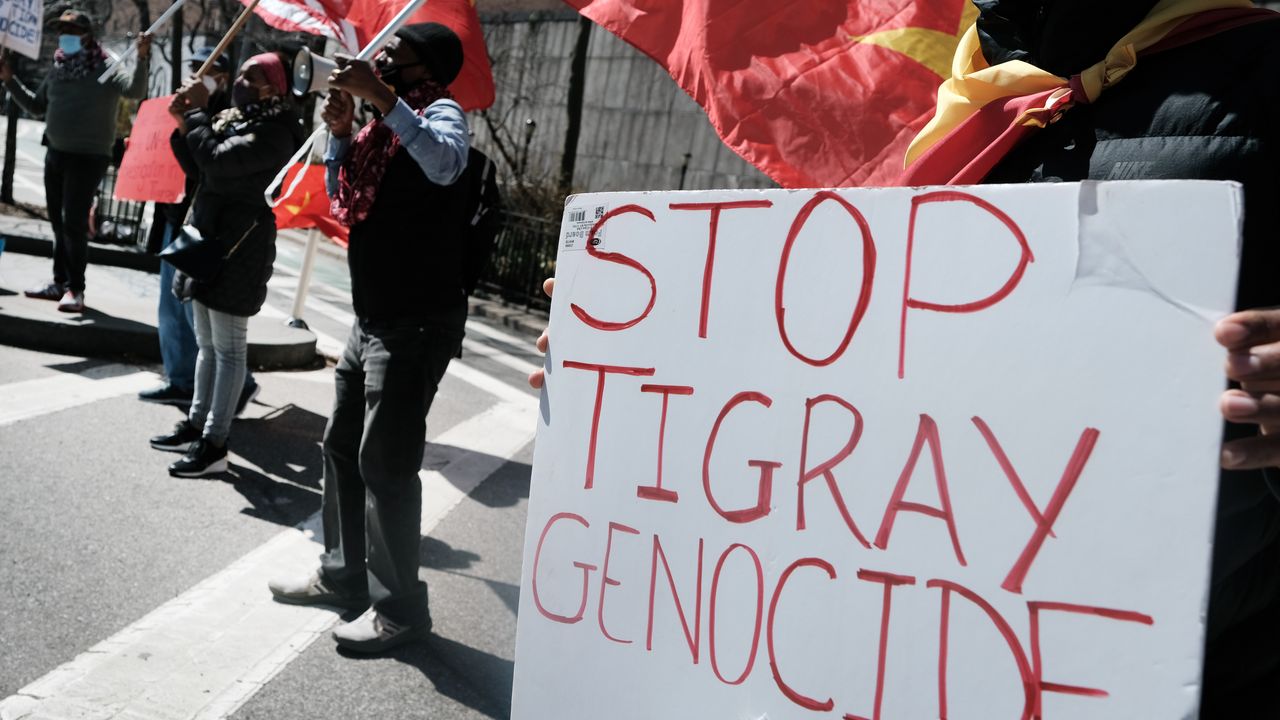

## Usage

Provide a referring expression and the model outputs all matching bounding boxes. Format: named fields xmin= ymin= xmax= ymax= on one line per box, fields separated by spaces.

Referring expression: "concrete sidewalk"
xmin=0 ymin=251 xmax=318 ymax=370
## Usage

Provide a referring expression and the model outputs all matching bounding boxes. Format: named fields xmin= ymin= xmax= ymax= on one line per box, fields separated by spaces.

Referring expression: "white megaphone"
xmin=291 ymin=46 xmax=339 ymax=97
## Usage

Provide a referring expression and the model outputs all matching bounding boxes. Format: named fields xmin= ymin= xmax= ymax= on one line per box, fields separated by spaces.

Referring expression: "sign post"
xmin=512 ymin=180 xmax=1241 ymax=719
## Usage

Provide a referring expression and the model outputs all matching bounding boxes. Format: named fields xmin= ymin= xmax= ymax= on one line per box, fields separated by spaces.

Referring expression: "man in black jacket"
xmin=965 ymin=1 xmax=1280 ymax=715
xmin=268 ymin=24 xmax=470 ymax=653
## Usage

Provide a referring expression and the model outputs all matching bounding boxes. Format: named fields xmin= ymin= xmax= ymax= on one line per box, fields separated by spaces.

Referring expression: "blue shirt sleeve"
xmin=324 ymin=133 xmax=352 ymax=198
xmin=382 ymin=98 xmax=470 ymax=186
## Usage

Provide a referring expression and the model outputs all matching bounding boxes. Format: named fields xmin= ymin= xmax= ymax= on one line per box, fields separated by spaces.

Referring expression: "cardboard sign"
xmin=114 ymin=96 xmax=186 ymax=204
xmin=511 ymin=181 xmax=1241 ymax=719
xmin=0 ymin=0 xmax=42 ymax=61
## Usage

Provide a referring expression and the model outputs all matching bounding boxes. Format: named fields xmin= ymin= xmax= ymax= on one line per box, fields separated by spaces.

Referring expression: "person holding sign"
xmin=0 ymin=9 xmax=151 ymax=313
xmin=876 ymin=0 xmax=1280 ymax=714
xmin=267 ymin=23 xmax=470 ymax=654
xmin=148 ymin=54 xmax=302 ymax=477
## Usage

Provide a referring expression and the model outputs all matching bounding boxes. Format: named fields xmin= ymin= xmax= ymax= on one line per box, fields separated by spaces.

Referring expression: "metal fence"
xmin=477 ymin=210 xmax=560 ymax=311
xmin=93 ymin=165 xmax=149 ymax=249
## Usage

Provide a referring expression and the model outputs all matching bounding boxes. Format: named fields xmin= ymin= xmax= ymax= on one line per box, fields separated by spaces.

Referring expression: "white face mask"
xmin=200 ymin=75 xmax=217 ymax=94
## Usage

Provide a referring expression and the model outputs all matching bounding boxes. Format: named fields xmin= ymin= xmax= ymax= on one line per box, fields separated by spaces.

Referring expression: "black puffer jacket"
xmin=174 ymin=104 xmax=303 ymax=317
xmin=978 ymin=2 xmax=1280 ymax=716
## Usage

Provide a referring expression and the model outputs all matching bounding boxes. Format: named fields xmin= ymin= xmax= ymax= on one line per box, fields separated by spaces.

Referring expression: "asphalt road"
xmin=0 ymin=241 xmax=545 ymax=719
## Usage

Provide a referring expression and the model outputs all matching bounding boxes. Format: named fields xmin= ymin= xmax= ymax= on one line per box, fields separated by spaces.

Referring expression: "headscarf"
xmin=210 ymin=54 xmax=290 ymax=137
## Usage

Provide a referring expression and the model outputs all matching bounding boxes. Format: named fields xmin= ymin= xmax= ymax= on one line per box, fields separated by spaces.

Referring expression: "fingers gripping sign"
xmin=530 ymin=278 xmax=555 ymax=390
xmin=1217 ymin=308 xmax=1280 ymax=469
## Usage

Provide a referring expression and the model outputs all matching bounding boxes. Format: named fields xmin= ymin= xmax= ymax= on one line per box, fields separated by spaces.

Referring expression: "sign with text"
xmin=0 ymin=0 xmax=42 ymax=61
xmin=114 ymin=96 xmax=186 ymax=204
xmin=512 ymin=182 xmax=1241 ymax=719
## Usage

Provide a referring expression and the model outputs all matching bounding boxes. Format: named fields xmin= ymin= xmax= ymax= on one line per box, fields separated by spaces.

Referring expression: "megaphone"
xmin=291 ymin=46 xmax=338 ymax=97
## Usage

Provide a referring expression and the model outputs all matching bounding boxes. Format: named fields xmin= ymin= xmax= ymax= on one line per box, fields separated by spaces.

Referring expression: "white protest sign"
xmin=511 ymin=181 xmax=1241 ymax=719
xmin=0 ymin=0 xmax=41 ymax=61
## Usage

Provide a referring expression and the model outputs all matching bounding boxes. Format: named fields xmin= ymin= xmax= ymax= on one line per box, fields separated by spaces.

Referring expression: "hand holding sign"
xmin=529 ymin=278 xmax=555 ymax=389
xmin=1217 ymin=308 xmax=1280 ymax=469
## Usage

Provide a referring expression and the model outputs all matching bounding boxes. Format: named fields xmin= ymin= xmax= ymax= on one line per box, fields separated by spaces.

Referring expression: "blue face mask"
xmin=58 ymin=34 xmax=83 ymax=55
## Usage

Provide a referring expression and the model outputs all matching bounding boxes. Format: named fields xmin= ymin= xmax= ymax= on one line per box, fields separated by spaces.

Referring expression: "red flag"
xmin=565 ymin=0 xmax=976 ymax=188
xmin=273 ymin=163 xmax=350 ymax=247
xmin=245 ymin=0 xmax=495 ymax=111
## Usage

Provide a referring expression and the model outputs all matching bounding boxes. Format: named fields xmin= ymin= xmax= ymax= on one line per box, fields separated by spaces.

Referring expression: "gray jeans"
xmin=188 ymin=300 xmax=248 ymax=445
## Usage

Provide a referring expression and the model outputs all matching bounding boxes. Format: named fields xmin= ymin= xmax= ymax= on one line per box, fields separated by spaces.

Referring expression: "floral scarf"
xmin=51 ymin=38 xmax=109 ymax=81
xmin=331 ymin=80 xmax=452 ymax=227
xmin=210 ymin=95 xmax=289 ymax=138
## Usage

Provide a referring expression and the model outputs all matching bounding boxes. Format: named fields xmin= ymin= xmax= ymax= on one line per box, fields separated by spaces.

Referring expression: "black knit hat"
xmin=395 ymin=23 xmax=463 ymax=86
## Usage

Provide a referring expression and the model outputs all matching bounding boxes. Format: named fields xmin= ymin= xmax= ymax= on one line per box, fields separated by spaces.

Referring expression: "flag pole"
xmin=288 ymin=228 xmax=321 ymax=329
xmin=97 ymin=0 xmax=191 ymax=84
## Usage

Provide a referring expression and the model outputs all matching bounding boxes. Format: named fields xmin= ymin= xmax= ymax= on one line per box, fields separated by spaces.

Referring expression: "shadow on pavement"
xmin=337 ymin=632 xmax=515 ymax=720
xmin=212 ymin=403 xmax=329 ymax=527
xmin=234 ymin=403 xmax=327 ymax=491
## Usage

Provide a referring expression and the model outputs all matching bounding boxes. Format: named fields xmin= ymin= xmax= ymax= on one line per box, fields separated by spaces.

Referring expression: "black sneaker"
xmin=235 ymin=377 xmax=260 ymax=417
xmin=139 ymin=383 xmax=194 ymax=407
xmin=168 ymin=438 xmax=228 ymax=477
xmin=150 ymin=420 xmax=201 ymax=453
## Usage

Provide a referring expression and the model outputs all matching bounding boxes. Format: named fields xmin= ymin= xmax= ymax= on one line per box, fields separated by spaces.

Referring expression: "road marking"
xmin=0 ymin=368 xmax=158 ymax=427
xmin=262 ymin=272 xmax=542 ymax=394
xmin=0 ymin=388 xmax=538 ymax=720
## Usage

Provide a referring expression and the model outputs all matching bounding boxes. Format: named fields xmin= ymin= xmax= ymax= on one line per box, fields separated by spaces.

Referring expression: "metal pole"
xmin=98 ymin=0 xmax=191 ymax=83
xmin=1 ymin=95 xmax=16 ymax=204
xmin=288 ymin=227 xmax=321 ymax=329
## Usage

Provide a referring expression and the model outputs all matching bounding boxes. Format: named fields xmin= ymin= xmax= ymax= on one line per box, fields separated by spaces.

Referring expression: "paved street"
xmin=0 ymin=239 xmax=545 ymax=719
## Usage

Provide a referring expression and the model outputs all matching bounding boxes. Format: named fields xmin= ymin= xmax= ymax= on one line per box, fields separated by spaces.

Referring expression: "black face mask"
xmin=232 ymin=79 xmax=259 ymax=109
xmin=375 ymin=58 xmax=423 ymax=93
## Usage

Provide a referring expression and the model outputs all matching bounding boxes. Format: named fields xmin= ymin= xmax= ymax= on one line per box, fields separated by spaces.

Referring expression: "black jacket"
xmin=978 ymin=2 xmax=1280 ymax=715
xmin=174 ymin=105 xmax=304 ymax=317
xmin=147 ymin=91 xmax=231 ymax=255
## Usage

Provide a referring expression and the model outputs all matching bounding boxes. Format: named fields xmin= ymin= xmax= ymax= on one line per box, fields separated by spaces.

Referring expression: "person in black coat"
xmin=138 ymin=46 xmax=258 ymax=410
xmin=148 ymin=53 xmax=303 ymax=478
xmin=963 ymin=1 xmax=1280 ymax=716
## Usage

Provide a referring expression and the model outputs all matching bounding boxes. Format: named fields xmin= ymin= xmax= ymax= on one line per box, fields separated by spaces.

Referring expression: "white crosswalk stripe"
xmin=0 ymin=364 xmax=539 ymax=720
xmin=0 ymin=368 xmax=159 ymax=427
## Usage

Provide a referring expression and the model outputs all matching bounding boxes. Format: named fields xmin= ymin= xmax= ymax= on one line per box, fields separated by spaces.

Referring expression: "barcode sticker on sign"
xmin=562 ymin=203 xmax=609 ymax=251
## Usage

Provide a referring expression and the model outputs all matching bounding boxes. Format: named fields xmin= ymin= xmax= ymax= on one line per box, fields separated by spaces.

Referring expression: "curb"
xmin=468 ymin=296 xmax=548 ymax=340
xmin=1 ymin=232 xmax=160 ymax=274
xmin=0 ymin=252 xmax=317 ymax=371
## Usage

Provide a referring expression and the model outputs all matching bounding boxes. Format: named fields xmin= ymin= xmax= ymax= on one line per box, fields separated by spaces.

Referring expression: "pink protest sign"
xmin=114 ymin=95 xmax=186 ymax=204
